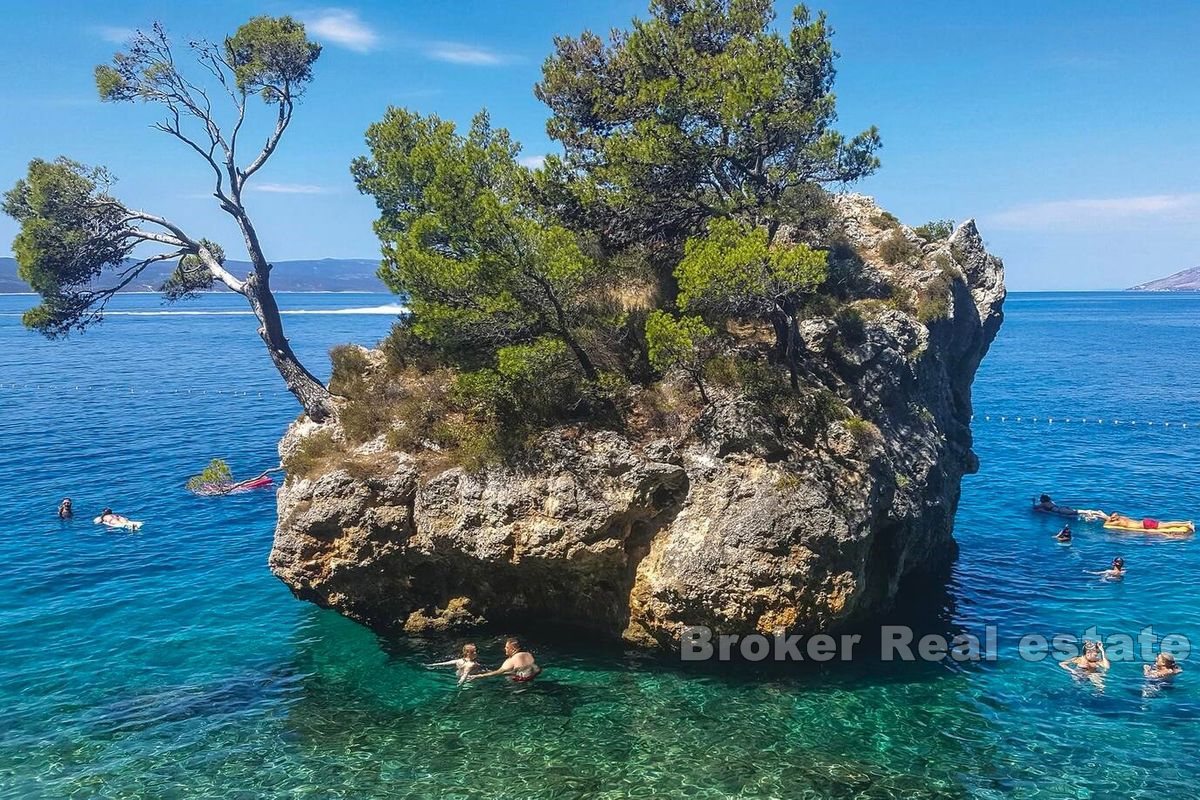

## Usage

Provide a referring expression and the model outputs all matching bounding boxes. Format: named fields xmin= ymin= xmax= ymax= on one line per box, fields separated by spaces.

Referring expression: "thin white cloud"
xmin=985 ymin=194 xmax=1200 ymax=231
xmin=519 ymin=155 xmax=546 ymax=170
xmin=424 ymin=41 xmax=509 ymax=66
xmin=250 ymin=183 xmax=330 ymax=195
xmin=94 ymin=25 xmax=135 ymax=44
xmin=304 ymin=9 xmax=379 ymax=53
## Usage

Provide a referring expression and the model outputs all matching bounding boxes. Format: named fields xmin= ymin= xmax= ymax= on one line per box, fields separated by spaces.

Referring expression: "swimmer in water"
xmin=468 ymin=637 xmax=542 ymax=684
xmin=1144 ymin=652 xmax=1182 ymax=680
xmin=1060 ymin=640 xmax=1110 ymax=676
xmin=427 ymin=644 xmax=482 ymax=685
xmin=58 ymin=498 xmax=73 ymax=519
xmin=1090 ymin=556 xmax=1125 ymax=581
xmin=1055 ymin=523 xmax=1072 ymax=542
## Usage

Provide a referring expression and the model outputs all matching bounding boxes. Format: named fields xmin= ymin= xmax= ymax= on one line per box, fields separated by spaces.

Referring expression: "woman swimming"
xmin=1144 ymin=652 xmax=1182 ymax=680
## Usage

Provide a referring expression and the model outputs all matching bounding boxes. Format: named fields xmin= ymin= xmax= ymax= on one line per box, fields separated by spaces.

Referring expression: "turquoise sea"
xmin=3 ymin=291 xmax=1200 ymax=798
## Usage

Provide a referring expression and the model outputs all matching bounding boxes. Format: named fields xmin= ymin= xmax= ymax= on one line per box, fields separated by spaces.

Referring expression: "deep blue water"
xmin=2 ymin=291 xmax=1200 ymax=798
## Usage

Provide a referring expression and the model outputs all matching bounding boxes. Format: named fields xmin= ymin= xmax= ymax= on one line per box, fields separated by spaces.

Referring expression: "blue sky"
xmin=1 ymin=1 xmax=1198 ymax=290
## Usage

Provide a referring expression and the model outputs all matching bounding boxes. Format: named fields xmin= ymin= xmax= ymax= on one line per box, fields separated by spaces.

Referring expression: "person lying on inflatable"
xmin=1104 ymin=513 xmax=1194 ymax=534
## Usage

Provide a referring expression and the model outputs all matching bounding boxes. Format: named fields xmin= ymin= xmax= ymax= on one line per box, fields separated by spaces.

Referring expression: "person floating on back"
xmin=469 ymin=637 xmax=542 ymax=684
xmin=427 ymin=644 xmax=482 ymax=685
xmin=58 ymin=498 xmax=73 ymax=519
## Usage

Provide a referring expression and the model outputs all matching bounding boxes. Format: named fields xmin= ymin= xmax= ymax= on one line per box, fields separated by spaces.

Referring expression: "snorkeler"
xmin=58 ymin=498 xmax=73 ymax=519
xmin=1055 ymin=524 xmax=1072 ymax=542
xmin=1060 ymin=640 xmax=1110 ymax=674
xmin=427 ymin=644 xmax=483 ymax=685
xmin=1090 ymin=557 xmax=1125 ymax=581
xmin=468 ymin=637 xmax=542 ymax=683
xmin=1144 ymin=652 xmax=1183 ymax=680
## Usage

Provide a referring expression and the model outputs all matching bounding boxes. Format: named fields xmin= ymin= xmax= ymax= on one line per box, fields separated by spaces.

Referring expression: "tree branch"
xmin=239 ymin=89 xmax=292 ymax=185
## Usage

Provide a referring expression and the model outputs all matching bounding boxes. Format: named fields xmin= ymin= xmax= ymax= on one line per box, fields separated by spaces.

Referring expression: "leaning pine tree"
xmin=2 ymin=18 xmax=334 ymax=420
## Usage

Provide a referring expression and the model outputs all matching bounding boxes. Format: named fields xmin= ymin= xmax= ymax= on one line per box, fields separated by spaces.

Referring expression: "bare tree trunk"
xmin=231 ymin=204 xmax=334 ymax=421
xmin=774 ymin=301 xmax=801 ymax=391
xmin=244 ymin=274 xmax=334 ymax=421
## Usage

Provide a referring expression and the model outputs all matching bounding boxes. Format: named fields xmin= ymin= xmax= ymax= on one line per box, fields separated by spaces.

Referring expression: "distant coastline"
xmin=1128 ymin=266 xmax=1200 ymax=292
xmin=0 ymin=257 xmax=386 ymax=294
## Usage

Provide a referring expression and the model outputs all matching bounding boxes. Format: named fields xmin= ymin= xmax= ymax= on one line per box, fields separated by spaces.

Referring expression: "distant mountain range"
xmin=1129 ymin=267 xmax=1200 ymax=292
xmin=0 ymin=257 xmax=388 ymax=293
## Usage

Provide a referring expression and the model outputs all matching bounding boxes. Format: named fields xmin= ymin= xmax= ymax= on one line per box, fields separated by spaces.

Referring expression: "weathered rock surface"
xmin=269 ymin=195 xmax=1005 ymax=647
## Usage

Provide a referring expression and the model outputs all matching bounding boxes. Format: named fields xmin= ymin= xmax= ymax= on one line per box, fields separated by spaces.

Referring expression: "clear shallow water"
xmin=2 ymin=291 xmax=1200 ymax=798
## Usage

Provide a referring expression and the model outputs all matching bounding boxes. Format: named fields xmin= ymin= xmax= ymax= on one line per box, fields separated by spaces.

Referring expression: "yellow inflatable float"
xmin=1102 ymin=514 xmax=1195 ymax=535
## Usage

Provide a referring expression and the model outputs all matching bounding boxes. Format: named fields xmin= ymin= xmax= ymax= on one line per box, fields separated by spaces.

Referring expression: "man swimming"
xmin=1060 ymin=640 xmax=1110 ymax=674
xmin=468 ymin=637 xmax=542 ymax=683
xmin=1090 ymin=556 xmax=1125 ymax=581
xmin=58 ymin=498 xmax=73 ymax=519
xmin=1055 ymin=524 xmax=1072 ymax=542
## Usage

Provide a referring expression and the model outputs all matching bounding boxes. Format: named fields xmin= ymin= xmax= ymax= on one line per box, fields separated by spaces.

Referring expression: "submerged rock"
xmin=269 ymin=195 xmax=1005 ymax=647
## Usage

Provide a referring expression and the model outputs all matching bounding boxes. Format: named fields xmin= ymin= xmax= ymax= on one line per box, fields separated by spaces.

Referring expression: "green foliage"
xmin=645 ymin=311 xmax=713 ymax=372
xmin=379 ymin=320 xmax=444 ymax=373
xmin=676 ymin=218 xmax=827 ymax=317
xmin=455 ymin=338 xmax=585 ymax=428
xmin=328 ymin=344 xmax=373 ymax=396
xmin=352 ymin=109 xmax=608 ymax=380
xmin=186 ymin=458 xmax=232 ymax=492
xmin=645 ymin=310 xmax=716 ymax=401
xmin=702 ymin=354 xmax=741 ymax=388
xmin=885 ymin=283 xmax=916 ymax=313
xmin=224 ymin=16 xmax=321 ymax=99
xmin=913 ymin=219 xmax=954 ymax=241
xmin=535 ymin=0 xmax=881 ymax=248
xmin=916 ymin=273 xmax=954 ymax=324
xmin=97 ymin=18 xmax=320 ymax=104
xmin=833 ymin=304 xmax=866 ymax=347
xmin=161 ymin=239 xmax=222 ymax=301
xmin=870 ymin=211 xmax=900 ymax=230
xmin=330 ymin=0 xmax=895 ymax=463
xmin=879 ymin=232 xmax=920 ymax=266
xmin=282 ymin=430 xmax=341 ymax=478
xmin=2 ymin=158 xmax=130 ymax=336
xmin=843 ymin=416 xmax=879 ymax=445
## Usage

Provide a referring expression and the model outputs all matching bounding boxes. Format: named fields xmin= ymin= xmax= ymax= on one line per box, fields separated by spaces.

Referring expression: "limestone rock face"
xmin=269 ymin=195 xmax=1005 ymax=647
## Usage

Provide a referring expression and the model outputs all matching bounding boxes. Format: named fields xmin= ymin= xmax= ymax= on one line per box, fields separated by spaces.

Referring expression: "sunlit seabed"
xmin=3 ymin=292 xmax=1200 ymax=798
